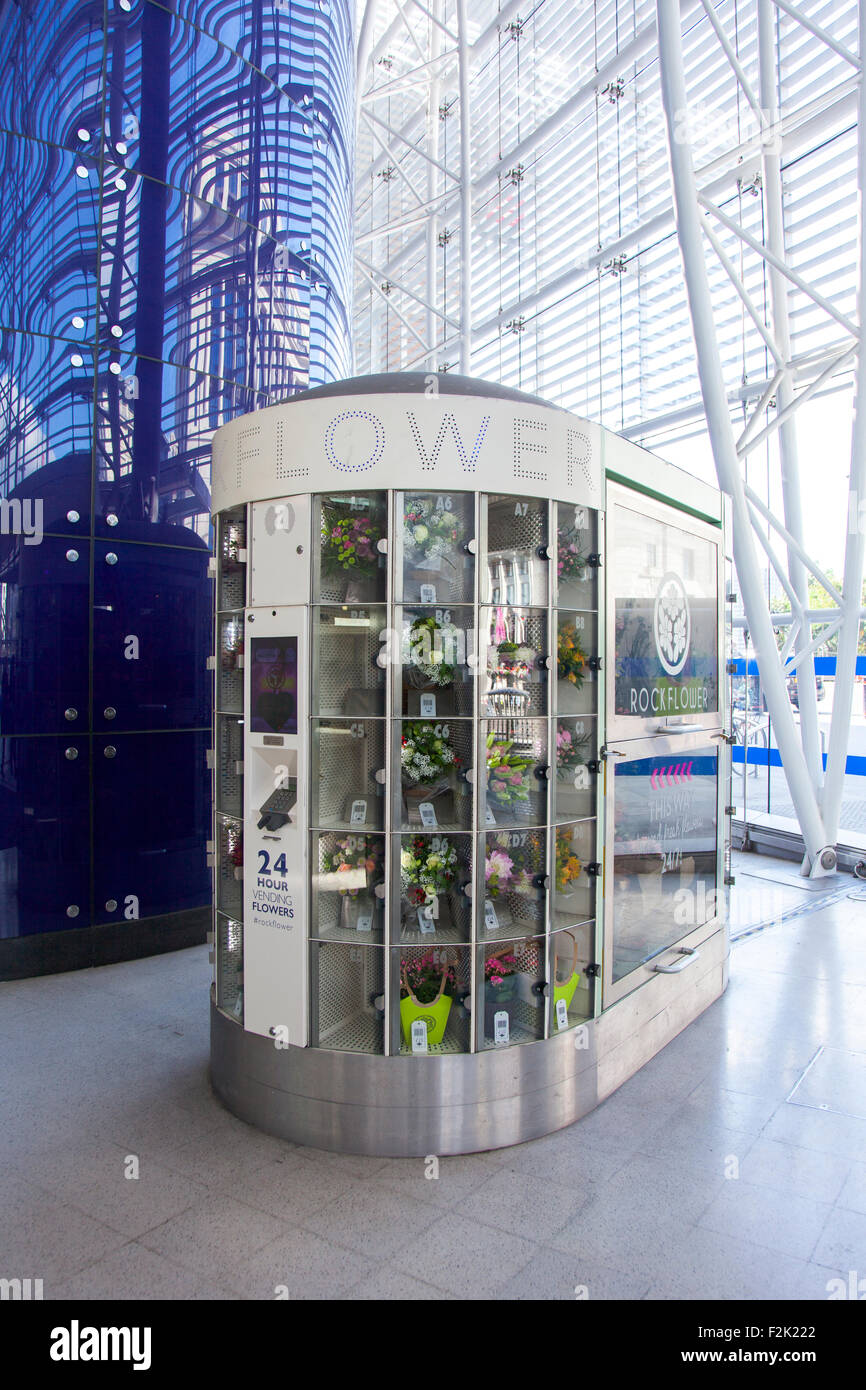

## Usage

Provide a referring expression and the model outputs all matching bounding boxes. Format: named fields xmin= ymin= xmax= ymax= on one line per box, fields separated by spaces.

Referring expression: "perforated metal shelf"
xmin=319 ymin=1012 xmax=384 ymax=1054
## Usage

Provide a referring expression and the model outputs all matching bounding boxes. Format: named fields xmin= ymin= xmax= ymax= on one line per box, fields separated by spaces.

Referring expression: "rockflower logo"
xmin=654 ymin=571 xmax=691 ymax=676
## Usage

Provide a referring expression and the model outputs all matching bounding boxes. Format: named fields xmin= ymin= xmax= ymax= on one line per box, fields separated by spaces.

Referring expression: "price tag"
xmin=419 ymin=801 xmax=437 ymax=828
xmin=411 ymin=1020 xmax=429 ymax=1053
xmin=420 ymin=583 xmax=437 ymax=603
xmin=484 ymin=899 xmax=499 ymax=932
xmin=349 ymin=799 xmax=367 ymax=825
xmin=556 ymin=998 xmax=569 ymax=1030
xmin=573 ymin=506 xmax=588 ymax=529
xmin=355 ymin=909 xmax=373 ymax=933
xmin=420 ymin=693 xmax=437 ymax=717
xmin=573 ymin=766 xmax=590 ymax=790
xmin=493 ymin=1011 xmax=510 ymax=1045
xmin=484 ymin=806 xmax=497 ymax=827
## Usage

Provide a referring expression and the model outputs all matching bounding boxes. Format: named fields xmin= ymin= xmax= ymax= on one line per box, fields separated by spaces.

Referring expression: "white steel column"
xmin=757 ymin=0 xmax=824 ymax=798
xmin=656 ymin=0 xmax=835 ymax=874
xmin=822 ymin=0 xmax=866 ymax=843
xmin=455 ymin=0 xmax=472 ymax=373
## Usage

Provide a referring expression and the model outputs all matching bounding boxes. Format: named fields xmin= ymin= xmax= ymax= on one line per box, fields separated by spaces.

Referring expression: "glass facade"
xmin=0 ymin=0 xmax=353 ymax=962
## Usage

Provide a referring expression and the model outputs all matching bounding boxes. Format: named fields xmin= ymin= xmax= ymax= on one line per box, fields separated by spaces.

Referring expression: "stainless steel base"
xmin=211 ymin=926 xmax=729 ymax=1155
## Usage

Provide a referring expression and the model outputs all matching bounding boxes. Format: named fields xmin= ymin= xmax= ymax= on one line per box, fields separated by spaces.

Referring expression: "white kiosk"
xmin=209 ymin=374 xmax=731 ymax=1155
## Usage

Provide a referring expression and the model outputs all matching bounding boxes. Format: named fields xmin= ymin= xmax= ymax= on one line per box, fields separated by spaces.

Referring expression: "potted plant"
xmin=400 ymin=948 xmax=458 ymax=1045
xmin=552 ymin=931 xmax=581 ymax=1015
xmin=483 ymin=949 xmax=521 ymax=1036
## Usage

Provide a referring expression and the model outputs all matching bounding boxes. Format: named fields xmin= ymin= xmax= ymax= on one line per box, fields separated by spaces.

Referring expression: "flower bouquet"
xmin=484 ymin=845 xmax=515 ymax=898
xmin=401 ymin=722 xmax=459 ymax=826
xmin=400 ymin=947 xmax=458 ymax=1046
xmin=400 ymin=836 xmax=459 ymax=919
xmin=403 ymin=497 xmax=465 ymax=571
xmin=485 ymin=734 xmax=533 ymax=819
xmin=556 ymin=723 xmax=589 ymax=771
xmin=403 ymin=614 xmax=460 ymax=688
xmin=321 ymin=835 xmax=384 ymax=897
xmin=557 ymin=620 xmax=587 ymax=689
xmin=484 ymin=948 xmax=521 ymax=1035
xmin=556 ymin=528 xmax=589 ymax=585
xmin=321 ymin=510 xmax=381 ymax=579
xmin=555 ymin=828 xmax=582 ymax=891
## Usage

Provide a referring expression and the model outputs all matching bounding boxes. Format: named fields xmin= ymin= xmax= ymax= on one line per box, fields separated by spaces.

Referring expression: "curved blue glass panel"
xmin=0 ymin=0 xmax=353 ymax=951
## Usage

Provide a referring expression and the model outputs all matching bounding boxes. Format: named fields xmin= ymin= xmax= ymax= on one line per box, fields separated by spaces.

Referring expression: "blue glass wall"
xmin=0 ymin=0 xmax=354 ymax=970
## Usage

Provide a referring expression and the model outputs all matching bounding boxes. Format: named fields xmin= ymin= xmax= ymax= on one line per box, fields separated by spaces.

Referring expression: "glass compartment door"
xmin=603 ymin=734 xmax=724 ymax=1007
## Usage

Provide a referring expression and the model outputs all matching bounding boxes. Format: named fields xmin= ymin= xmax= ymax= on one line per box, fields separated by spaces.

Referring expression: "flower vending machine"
xmin=209 ymin=374 xmax=731 ymax=1155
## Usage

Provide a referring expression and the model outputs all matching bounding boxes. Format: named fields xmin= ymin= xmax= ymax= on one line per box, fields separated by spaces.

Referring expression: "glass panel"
xmin=482 ymin=719 xmax=549 ymax=828
xmin=215 ymin=815 xmax=243 ymax=919
xmin=400 ymin=491 xmax=474 ymax=604
xmin=400 ymin=607 xmax=475 ymax=717
xmin=312 ymin=719 xmax=386 ymax=830
xmin=311 ymin=832 xmax=385 ymax=942
xmin=217 ymin=613 xmax=245 ymax=713
xmin=552 ymin=821 xmax=597 ymax=929
xmin=481 ymin=606 xmax=548 ymax=718
xmin=312 ymin=605 xmax=387 ymax=717
xmin=398 ymin=719 xmax=473 ymax=830
xmin=483 ymin=493 xmax=549 ymax=605
xmin=480 ymin=828 xmax=547 ymax=940
xmin=477 ymin=935 xmax=546 ymax=1049
xmin=218 ymin=507 xmax=247 ymax=611
xmin=555 ymin=502 xmax=599 ymax=610
xmin=612 ymin=505 xmax=719 ymax=719
xmin=216 ymin=715 xmax=244 ymax=818
xmin=312 ymin=942 xmax=385 ymax=1053
xmin=216 ymin=913 xmax=244 ymax=1022
xmin=549 ymin=924 xmax=594 ymax=1032
xmin=396 ymin=832 xmax=473 ymax=943
xmin=554 ymin=717 xmax=598 ymax=822
xmin=612 ymin=748 xmax=719 ymax=985
xmin=555 ymin=610 xmax=598 ymax=716
xmin=393 ymin=943 xmax=471 ymax=1055
xmin=314 ymin=490 xmax=387 ymax=604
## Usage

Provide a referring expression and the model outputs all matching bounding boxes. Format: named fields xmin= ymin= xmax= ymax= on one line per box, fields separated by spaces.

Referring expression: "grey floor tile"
xmin=836 ymin=1161 xmax=866 ymax=1216
xmin=738 ymin=1137 xmax=852 ymax=1204
xmin=48 ymin=1240 xmax=239 ymax=1301
xmin=810 ymin=1205 xmax=866 ymax=1272
xmin=696 ymin=1180 xmax=832 ymax=1261
xmin=301 ymin=1183 xmax=442 ymax=1261
xmin=390 ymin=1213 xmax=539 ymax=1298
xmin=454 ymin=1166 xmax=589 ymax=1243
xmin=761 ymin=1100 xmax=866 ymax=1161
xmin=372 ymin=1152 xmax=498 ymax=1207
xmin=677 ymin=1083 xmax=783 ymax=1135
xmin=235 ymin=1154 xmax=361 ymax=1224
xmin=643 ymin=1227 xmax=811 ymax=1300
xmin=344 ymin=1266 xmax=456 ymax=1300
xmin=494 ymin=1247 xmax=652 ymax=1301
xmin=0 ymin=1188 xmax=131 ymax=1282
xmin=65 ymin=1162 xmax=211 ymax=1239
xmin=137 ymin=1195 xmax=292 ymax=1277
xmin=549 ymin=1200 xmax=696 ymax=1279
xmin=223 ymin=1227 xmax=376 ymax=1299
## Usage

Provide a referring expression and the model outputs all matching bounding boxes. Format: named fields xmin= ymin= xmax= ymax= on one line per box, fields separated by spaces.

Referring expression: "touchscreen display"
xmin=250 ymin=636 xmax=298 ymax=734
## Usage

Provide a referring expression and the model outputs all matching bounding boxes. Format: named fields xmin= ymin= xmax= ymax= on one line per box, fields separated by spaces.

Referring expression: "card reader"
xmin=257 ymin=779 xmax=297 ymax=831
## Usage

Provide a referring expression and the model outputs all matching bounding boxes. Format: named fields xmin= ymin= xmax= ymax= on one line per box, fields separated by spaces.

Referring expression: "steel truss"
xmin=356 ymin=0 xmax=863 ymax=872
xmin=656 ymin=0 xmax=863 ymax=874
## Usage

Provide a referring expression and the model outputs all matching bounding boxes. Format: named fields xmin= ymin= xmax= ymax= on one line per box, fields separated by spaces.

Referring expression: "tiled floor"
xmin=2 ymin=852 xmax=866 ymax=1301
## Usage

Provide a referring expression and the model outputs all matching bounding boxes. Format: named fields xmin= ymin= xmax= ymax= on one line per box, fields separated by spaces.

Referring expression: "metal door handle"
xmin=652 ymin=946 xmax=700 ymax=973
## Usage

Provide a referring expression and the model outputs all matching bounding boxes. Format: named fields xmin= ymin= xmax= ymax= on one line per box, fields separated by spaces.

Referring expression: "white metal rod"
xmin=744 ymin=484 xmax=845 ymax=604
xmin=699 ymin=0 xmax=764 ymax=120
xmin=699 ymin=194 xmax=860 ymax=338
xmin=426 ymin=0 xmax=443 ymax=368
xmin=701 ymin=214 xmax=784 ymax=365
xmin=759 ymin=0 xmax=822 ymax=792
xmin=735 ymin=370 xmax=785 ymax=452
xmin=769 ymin=0 xmax=860 ymax=68
xmin=355 ymin=262 xmax=430 ymax=351
xmin=821 ymin=0 xmax=866 ymax=841
xmin=456 ymin=0 xmax=472 ymax=373
xmin=365 ymin=107 xmax=460 ymax=182
xmin=656 ymin=0 xmax=831 ymax=870
xmin=745 ymin=500 xmax=803 ymax=614
xmin=779 ymin=618 xmax=843 ymax=674
xmin=736 ymin=348 xmax=857 ymax=458
xmin=361 ymin=111 xmax=430 ymax=206
xmin=356 ymin=253 xmax=458 ymax=325
xmin=408 ymin=0 xmax=457 ymax=43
